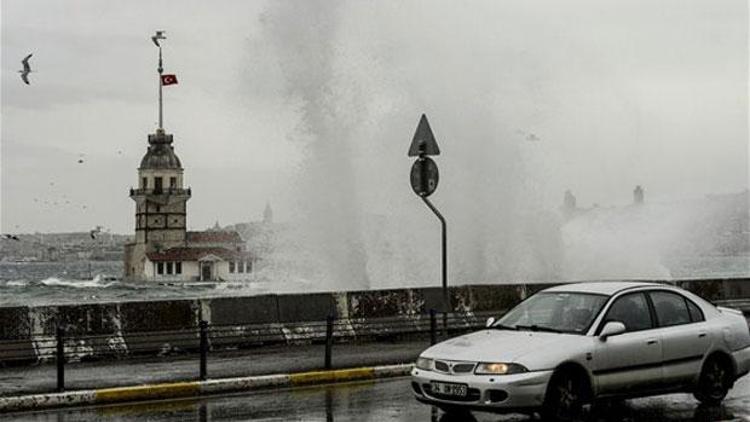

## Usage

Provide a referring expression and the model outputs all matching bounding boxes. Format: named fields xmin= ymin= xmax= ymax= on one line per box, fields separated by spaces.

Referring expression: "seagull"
xmin=516 ymin=129 xmax=541 ymax=142
xmin=19 ymin=53 xmax=33 ymax=85
xmin=151 ymin=31 xmax=166 ymax=47
xmin=90 ymin=225 xmax=104 ymax=239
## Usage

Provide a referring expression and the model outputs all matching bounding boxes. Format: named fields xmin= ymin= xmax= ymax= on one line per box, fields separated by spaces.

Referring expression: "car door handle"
xmin=647 ymin=339 xmax=658 ymax=345
xmin=698 ymin=332 xmax=707 ymax=338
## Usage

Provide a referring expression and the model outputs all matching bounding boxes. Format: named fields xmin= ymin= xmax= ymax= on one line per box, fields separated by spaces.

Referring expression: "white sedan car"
xmin=412 ymin=282 xmax=750 ymax=420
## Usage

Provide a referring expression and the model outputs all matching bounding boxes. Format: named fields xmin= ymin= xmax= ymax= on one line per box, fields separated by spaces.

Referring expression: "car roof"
xmin=543 ymin=281 xmax=664 ymax=296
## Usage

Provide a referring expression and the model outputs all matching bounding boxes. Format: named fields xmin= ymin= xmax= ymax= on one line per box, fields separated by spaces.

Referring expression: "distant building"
xmin=263 ymin=202 xmax=274 ymax=224
xmin=123 ymin=130 xmax=253 ymax=282
xmin=563 ymin=190 xmax=577 ymax=211
xmin=633 ymin=185 xmax=645 ymax=204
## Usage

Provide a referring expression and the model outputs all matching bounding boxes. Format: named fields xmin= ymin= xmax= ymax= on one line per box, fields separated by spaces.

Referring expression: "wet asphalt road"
xmin=6 ymin=375 xmax=750 ymax=422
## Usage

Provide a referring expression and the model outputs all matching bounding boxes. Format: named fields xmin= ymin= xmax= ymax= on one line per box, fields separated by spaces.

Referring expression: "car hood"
xmin=421 ymin=329 xmax=586 ymax=365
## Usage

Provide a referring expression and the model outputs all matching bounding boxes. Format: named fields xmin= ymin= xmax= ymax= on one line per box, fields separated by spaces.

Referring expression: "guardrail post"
xmin=199 ymin=320 xmax=208 ymax=381
xmin=56 ymin=326 xmax=65 ymax=392
xmin=199 ymin=403 xmax=208 ymax=422
xmin=429 ymin=309 xmax=437 ymax=345
xmin=324 ymin=314 xmax=334 ymax=370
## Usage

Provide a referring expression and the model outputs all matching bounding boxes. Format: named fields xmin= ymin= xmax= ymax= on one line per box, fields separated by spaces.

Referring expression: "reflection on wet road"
xmin=7 ymin=376 xmax=750 ymax=421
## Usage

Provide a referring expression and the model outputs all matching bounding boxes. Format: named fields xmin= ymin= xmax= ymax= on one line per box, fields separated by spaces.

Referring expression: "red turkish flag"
xmin=161 ymin=74 xmax=178 ymax=86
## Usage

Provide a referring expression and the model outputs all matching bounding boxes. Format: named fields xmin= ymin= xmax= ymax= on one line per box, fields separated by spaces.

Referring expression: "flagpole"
xmin=158 ymin=45 xmax=163 ymax=131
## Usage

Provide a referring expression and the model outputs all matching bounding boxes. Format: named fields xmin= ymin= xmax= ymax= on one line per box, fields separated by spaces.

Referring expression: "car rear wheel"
xmin=694 ymin=355 xmax=733 ymax=405
xmin=542 ymin=369 xmax=591 ymax=421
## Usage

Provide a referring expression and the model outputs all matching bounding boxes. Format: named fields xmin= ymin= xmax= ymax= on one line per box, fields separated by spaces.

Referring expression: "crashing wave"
xmin=40 ymin=277 xmax=117 ymax=288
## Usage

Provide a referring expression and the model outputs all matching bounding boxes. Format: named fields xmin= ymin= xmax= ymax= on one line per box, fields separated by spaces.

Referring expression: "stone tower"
xmin=263 ymin=202 xmax=273 ymax=224
xmin=124 ymin=129 xmax=191 ymax=279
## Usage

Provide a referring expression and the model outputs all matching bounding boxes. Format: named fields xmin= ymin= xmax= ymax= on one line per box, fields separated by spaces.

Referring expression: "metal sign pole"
xmin=408 ymin=114 xmax=448 ymax=331
xmin=421 ymin=196 xmax=448 ymax=330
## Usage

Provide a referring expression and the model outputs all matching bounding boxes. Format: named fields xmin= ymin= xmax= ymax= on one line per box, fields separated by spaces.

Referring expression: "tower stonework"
xmin=124 ymin=129 xmax=191 ymax=280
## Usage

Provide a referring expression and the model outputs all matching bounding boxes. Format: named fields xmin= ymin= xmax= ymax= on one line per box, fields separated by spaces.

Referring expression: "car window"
xmin=603 ymin=292 xmax=653 ymax=332
xmin=496 ymin=292 xmax=608 ymax=334
xmin=686 ymin=298 xmax=704 ymax=322
xmin=650 ymin=291 xmax=691 ymax=327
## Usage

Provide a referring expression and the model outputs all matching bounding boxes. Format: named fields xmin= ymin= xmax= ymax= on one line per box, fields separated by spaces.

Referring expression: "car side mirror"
xmin=599 ymin=321 xmax=626 ymax=341
xmin=486 ymin=317 xmax=496 ymax=328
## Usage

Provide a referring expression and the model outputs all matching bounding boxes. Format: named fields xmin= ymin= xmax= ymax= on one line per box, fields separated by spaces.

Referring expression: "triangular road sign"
xmin=408 ymin=114 xmax=440 ymax=156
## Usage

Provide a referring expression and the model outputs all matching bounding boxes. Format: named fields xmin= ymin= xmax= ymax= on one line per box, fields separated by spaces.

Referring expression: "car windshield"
xmin=494 ymin=292 xmax=609 ymax=334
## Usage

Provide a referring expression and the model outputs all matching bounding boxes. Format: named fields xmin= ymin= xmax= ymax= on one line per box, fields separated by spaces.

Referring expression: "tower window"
xmin=229 ymin=262 xmax=235 ymax=273
xmin=157 ymin=262 xmax=164 ymax=274
xmin=156 ymin=205 xmax=160 ymax=212
xmin=142 ymin=177 xmax=147 ymax=189
xmin=154 ymin=177 xmax=163 ymax=193
xmin=238 ymin=261 xmax=244 ymax=273
xmin=175 ymin=262 xmax=182 ymax=274
xmin=246 ymin=261 xmax=252 ymax=273
xmin=166 ymin=262 xmax=173 ymax=274
xmin=170 ymin=177 xmax=176 ymax=188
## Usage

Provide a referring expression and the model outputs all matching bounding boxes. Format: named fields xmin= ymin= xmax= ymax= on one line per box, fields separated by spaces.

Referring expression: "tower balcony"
xmin=130 ymin=187 xmax=192 ymax=198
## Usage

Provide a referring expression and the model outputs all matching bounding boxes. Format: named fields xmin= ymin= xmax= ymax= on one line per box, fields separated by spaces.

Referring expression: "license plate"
xmin=430 ymin=381 xmax=468 ymax=397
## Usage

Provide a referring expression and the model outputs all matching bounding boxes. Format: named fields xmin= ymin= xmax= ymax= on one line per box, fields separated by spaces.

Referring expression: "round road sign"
xmin=410 ymin=156 xmax=439 ymax=197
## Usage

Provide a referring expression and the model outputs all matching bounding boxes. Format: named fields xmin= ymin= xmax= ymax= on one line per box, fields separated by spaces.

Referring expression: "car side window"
xmin=686 ymin=298 xmax=704 ymax=322
xmin=603 ymin=292 xmax=653 ymax=332
xmin=650 ymin=291 xmax=691 ymax=327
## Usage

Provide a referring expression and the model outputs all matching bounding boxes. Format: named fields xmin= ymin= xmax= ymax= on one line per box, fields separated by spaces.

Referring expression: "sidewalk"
xmin=0 ymin=339 xmax=429 ymax=396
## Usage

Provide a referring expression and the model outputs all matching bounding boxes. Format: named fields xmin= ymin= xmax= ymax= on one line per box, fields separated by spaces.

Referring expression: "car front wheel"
xmin=694 ymin=355 xmax=733 ymax=405
xmin=542 ymin=368 xmax=591 ymax=421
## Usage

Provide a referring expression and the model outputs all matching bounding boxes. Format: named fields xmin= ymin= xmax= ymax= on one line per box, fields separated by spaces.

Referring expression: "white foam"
xmin=40 ymin=277 xmax=116 ymax=288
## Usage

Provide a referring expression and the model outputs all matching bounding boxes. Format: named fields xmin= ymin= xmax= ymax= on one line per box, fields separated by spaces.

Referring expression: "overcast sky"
xmin=2 ymin=0 xmax=748 ymax=235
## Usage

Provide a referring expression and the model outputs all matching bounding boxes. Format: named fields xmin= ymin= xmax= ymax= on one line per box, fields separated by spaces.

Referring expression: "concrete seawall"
xmin=1 ymin=278 xmax=747 ymax=364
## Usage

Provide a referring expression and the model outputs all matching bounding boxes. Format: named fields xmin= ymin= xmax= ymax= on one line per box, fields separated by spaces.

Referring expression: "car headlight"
xmin=415 ymin=357 xmax=434 ymax=371
xmin=474 ymin=362 xmax=528 ymax=375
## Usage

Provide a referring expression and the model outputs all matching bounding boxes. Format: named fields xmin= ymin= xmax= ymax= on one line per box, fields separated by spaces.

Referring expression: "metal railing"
xmin=0 ymin=310 xmax=500 ymax=393
xmin=129 ymin=187 xmax=191 ymax=196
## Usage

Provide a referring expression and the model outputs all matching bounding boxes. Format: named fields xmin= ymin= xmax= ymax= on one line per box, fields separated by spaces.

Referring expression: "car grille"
xmin=435 ymin=360 xmax=450 ymax=372
xmin=433 ymin=360 xmax=476 ymax=375
xmin=452 ymin=363 xmax=475 ymax=373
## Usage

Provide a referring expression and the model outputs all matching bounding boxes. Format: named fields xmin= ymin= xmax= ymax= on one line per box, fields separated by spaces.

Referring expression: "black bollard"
xmin=429 ymin=309 xmax=437 ymax=345
xmin=199 ymin=320 xmax=208 ymax=381
xmin=324 ymin=314 xmax=334 ymax=370
xmin=56 ymin=326 xmax=65 ymax=392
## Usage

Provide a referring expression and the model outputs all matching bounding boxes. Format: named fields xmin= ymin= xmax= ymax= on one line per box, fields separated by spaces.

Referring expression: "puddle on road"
xmin=5 ymin=378 xmax=750 ymax=421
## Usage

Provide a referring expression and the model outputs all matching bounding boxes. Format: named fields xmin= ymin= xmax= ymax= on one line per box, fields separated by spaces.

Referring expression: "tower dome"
xmin=139 ymin=130 xmax=182 ymax=169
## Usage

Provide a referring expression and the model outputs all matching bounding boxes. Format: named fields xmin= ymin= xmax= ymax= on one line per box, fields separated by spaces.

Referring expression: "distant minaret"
xmin=563 ymin=190 xmax=577 ymax=211
xmin=124 ymin=31 xmax=190 ymax=281
xmin=633 ymin=185 xmax=645 ymax=205
xmin=263 ymin=202 xmax=274 ymax=224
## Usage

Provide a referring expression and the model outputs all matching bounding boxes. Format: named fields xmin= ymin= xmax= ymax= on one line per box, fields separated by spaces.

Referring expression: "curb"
xmin=0 ymin=364 xmax=414 ymax=413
